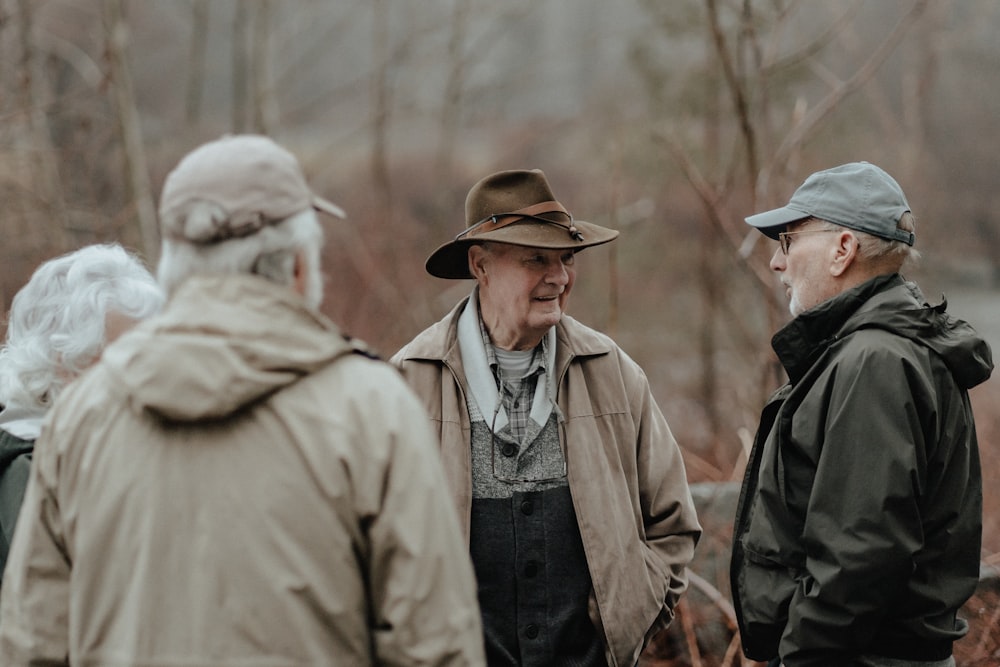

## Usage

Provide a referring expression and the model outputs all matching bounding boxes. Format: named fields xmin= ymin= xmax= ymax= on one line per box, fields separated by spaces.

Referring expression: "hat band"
xmin=456 ymin=201 xmax=584 ymax=242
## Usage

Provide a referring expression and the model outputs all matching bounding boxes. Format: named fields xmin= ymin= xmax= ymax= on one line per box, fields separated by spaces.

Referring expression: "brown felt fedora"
xmin=425 ymin=169 xmax=619 ymax=279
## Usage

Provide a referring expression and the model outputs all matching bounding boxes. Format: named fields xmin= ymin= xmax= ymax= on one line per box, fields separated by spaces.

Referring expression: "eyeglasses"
xmin=778 ymin=229 xmax=840 ymax=255
xmin=490 ymin=397 xmax=568 ymax=485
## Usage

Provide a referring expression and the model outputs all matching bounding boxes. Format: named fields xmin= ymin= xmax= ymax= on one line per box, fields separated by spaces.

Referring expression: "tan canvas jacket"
xmin=391 ymin=296 xmax=701 ymax=667
xmin=0 ymin=274 xmax=485 ymax=667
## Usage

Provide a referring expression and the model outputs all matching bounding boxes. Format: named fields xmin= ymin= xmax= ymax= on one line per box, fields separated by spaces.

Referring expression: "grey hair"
xmin=813 ymin=213 xmax=920 ymax=270
xmin=157 ymin=205 xmax=325 ymax=309
xmin=0 ymin=243 xmax=164 ymax=411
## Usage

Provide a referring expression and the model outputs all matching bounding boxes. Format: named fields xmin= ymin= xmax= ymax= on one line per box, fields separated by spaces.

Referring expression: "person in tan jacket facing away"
xmin=0 ymin=135 xmax=485 ymax=667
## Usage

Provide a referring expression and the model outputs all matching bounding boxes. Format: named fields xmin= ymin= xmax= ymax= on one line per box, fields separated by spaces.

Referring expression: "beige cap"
xmin=159 ymin=134 xmax=345 ymax=244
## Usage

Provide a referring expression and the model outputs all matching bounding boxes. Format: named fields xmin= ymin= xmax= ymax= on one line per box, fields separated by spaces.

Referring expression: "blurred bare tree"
xmin=15 ymin=0 xmax=69 ymax=247
xmin=370 ymin=0 xmax=392 ymax=215
xmin=0 ymin=0 xmax=992 ymax=465
xmin=627 ymin=0 xmax=932 ymax=480
xmin=435 ymin=0 xmax=471 ymax=183
xmin=103 ymin=0 xmax=158 ymax=259
xmin=184 ymin=0 xmax=208 ymax=126
xmin=251 ymin=0 xmax=276 ymax=134
xmin=231 ymin=1 xmax=248 ymax=133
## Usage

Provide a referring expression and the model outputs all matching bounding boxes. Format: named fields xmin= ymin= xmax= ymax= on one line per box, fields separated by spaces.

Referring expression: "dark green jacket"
xmin=0 ymin=428 xmax=34 ymax=583
xmin=731 ymin=274 xmax=993 ymax=667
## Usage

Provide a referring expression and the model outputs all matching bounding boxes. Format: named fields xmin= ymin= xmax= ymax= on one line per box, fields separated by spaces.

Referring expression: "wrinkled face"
xmin=470 ymin=243 xmax=576 ymax=350
xmin=770 ymin=220 xmax=844 ymax=317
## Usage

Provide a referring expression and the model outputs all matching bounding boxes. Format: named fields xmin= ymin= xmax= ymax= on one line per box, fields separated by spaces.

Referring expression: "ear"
xmin=468 ymin=245 xmax=488 ymax=281
xmin=828 ymin=231 xmax=859 ymax=277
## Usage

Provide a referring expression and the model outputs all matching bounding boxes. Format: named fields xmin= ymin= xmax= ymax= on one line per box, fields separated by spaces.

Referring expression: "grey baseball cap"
xmin=745 ymin=162 xmax=914 ymax=246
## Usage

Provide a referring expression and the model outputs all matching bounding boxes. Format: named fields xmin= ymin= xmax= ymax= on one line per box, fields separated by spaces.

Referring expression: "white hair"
xmin=0 ymin=243 xmax=165 ymax=412
xmin=156 ymin=205 xmax=325 ymax=310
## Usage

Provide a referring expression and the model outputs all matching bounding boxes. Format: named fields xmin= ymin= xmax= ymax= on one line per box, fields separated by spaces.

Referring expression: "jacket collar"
xmin=456 ymin=291 xmax=556 ymax=432
xmin=772 ymin=273 xmax=903 ymax=382
xmin=774 ymin=272 xmax=994 ymax=389
xmin=398 ymin=291 xmax=615 ymax=381
xmin=0 ymin=398 xmax=46 ymax=440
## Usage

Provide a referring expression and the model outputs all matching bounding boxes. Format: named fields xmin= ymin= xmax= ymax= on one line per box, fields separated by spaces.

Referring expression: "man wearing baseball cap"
xmin=731 ymin=162 xmax=993 ymax=667
xmin=0 ymin=135 xmax=485 ymax=666
xmin=392 ymin=169 xmax=701 ymax=666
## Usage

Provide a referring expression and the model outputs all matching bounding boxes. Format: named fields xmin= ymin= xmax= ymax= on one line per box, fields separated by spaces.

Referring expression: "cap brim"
xmin=312 ymin=195 xmax=346 ymax=219
xmin=744 ymin=205 xmax=811 ymax=239
xmin=425 ymin=218 xmax=619 ymax=279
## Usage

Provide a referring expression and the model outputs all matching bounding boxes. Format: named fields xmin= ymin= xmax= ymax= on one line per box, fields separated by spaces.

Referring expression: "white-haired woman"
xmin=0 ymin=243 xmax=164 ymax=580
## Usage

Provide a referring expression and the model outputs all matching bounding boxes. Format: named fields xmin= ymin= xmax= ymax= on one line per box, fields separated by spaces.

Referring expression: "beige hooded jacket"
xmin=0 ymin=274 xmax=485 ymax=667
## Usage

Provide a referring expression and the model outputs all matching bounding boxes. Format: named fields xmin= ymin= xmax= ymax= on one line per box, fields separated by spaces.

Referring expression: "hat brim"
xmin=744 ymin=205 xmax=812 ymax=239
xmin=425 ymin=218 xmax=619 ymax=279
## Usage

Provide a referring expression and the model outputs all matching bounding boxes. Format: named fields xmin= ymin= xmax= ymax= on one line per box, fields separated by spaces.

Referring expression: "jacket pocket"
xmin=737 ymin=546 xmax=798 ymax=659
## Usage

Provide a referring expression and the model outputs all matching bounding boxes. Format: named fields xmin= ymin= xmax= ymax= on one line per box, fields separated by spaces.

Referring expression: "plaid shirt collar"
xmin=477 ymin=312 xmax=548 ymax=387
xmin=478 ymin=312 xmax=550 ymax=444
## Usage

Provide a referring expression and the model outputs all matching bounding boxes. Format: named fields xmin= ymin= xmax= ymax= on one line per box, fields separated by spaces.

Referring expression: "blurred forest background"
xmin=0 ymin=0 xmax=997 ymax=664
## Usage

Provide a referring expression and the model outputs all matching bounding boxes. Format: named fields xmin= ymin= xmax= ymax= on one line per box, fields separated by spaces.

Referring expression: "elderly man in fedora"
xmin=0 ymin=135 xmax=485 ymax=666
xmin=392 ymin=169 xmax=701 ymax=667
xmin=731 ymin=162 xmax=992 ymax=667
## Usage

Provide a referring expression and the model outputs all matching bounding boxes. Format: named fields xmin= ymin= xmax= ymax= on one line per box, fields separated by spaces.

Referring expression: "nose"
xmin=546 ymin=259 xmax=570 ymax=286
xmin=769 ymin=245 xmax=786 ymax=272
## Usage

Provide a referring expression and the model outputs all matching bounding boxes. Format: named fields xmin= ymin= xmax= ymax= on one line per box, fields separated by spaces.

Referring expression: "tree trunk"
xmin=103 ymin=0 xmax=159 ymax=261
xmin=16 ymin=0 xmax=69 ymax=249
xmin=436 ymin=0 xmax=470 ymax=182
xmin=231 ymin=2 xmax=249 ymax=133
xmin=185 ymin=0 xmax=208 ymax=126
xmin=251 ymin=0 xmax=277 ymax=134
xmin=370 ymin=0 xmax=392 ymax=215
xmin=699 ymin=31 xmax=723 ymax=460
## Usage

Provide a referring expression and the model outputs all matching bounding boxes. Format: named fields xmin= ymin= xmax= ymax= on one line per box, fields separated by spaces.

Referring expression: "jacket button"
xmin=501 ymin=443 xmax=518 ymax=457
xmin=525 ymin=624 xmax=539 ymax=639
xmin=520 ymin=499 xmax=533 ymax=515
xmin=524 ymin=560 xmax=538 ymax=578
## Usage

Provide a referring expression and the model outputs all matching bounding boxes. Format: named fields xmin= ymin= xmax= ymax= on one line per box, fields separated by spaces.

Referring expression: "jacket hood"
xmin=774 ymin=274 xmax=994 ymax=389
xmin=101 ymin=274 xmax=355 ymax=422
